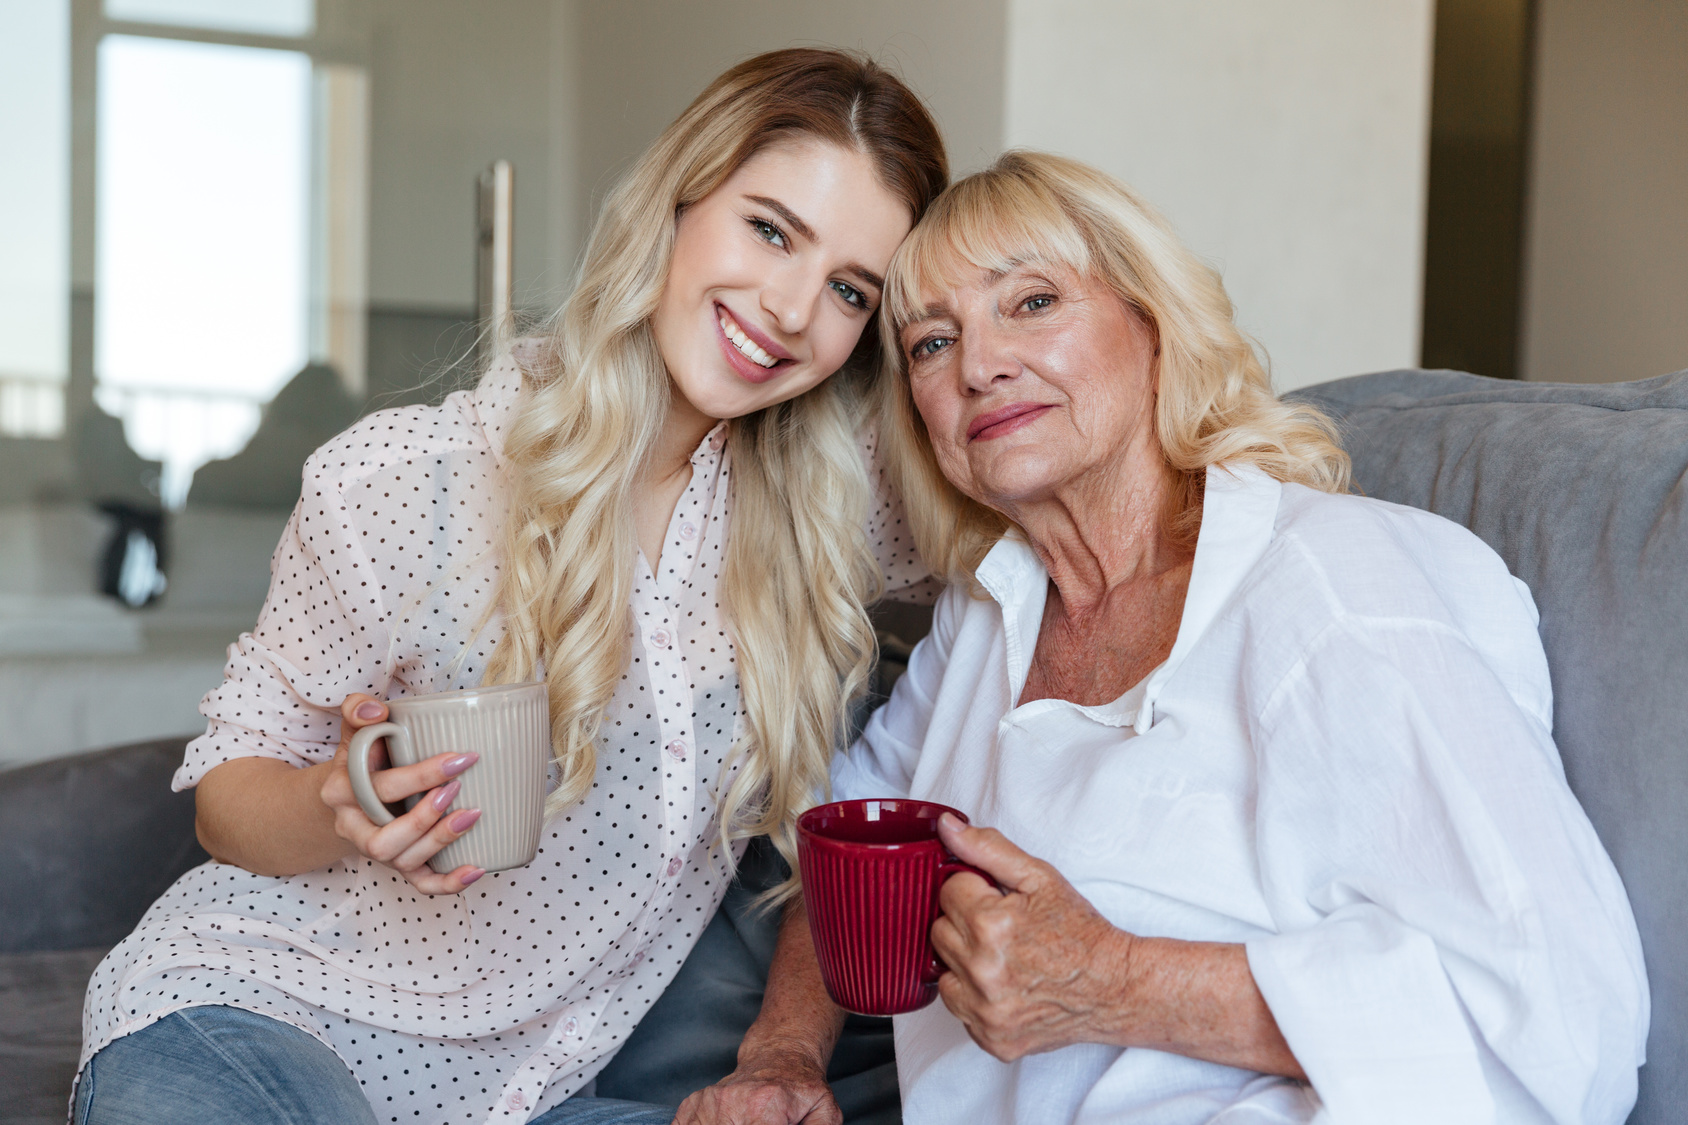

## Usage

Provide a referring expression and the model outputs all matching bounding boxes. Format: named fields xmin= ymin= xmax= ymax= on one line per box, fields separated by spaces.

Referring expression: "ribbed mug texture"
xmin=798 ymin=800 xmax=971 ymax=1016
xmin=386 ymin=683 xmax=550 ymax=873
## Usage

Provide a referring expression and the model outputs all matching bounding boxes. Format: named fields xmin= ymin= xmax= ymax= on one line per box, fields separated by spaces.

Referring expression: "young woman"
xmin=77 ymin=50 xmax=947 ymax=1125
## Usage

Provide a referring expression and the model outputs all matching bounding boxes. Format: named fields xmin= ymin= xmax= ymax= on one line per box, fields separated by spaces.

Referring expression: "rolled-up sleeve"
xmin=175 ymin=463 xmax=394 ymax=789
xmin=1245 ymin=618 xmax=1648 ymax=1125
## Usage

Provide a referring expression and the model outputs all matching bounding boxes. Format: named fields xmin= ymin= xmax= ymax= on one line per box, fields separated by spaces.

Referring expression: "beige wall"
xmin=561 ymin=0 xmax=1006 ymax=266
xmin=1520 ymin=0 xmax=1688 ymax=383
xmin=365 ymin=0 xmax=558 ymax=311
xmin=360 ymin=0 xmax=1443 ymax=395
xmin=1002 ymin=0 xmax=1436 ymax=392
xmin=363 ymin=0 xmax=1009 ymax=316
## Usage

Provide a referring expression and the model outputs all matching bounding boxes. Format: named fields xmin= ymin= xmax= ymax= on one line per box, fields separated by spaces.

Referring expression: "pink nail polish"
xmin=447 ymin=808 xmax=482 ymax=833
xmin=460 ymin=868 xmax=485 ymax=886
xmin=441 ymin=752 xmax=479 ymax=777
xmin=355 ymin=701 xmax=384 ymax=721
xmin=431 ymin=779 xmax=461 ymax=811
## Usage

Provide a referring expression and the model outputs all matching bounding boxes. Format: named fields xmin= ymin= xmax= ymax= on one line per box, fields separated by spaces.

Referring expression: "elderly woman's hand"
xmin=931 ymin=814 xmax=1134 ymax=1061
xmin=933 ymin=814 xmax=1306 ymax=1078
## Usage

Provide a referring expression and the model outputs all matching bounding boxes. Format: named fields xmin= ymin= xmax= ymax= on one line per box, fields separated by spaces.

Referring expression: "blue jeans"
xmin=76 ymin=1005 xmax=677 ymax=1125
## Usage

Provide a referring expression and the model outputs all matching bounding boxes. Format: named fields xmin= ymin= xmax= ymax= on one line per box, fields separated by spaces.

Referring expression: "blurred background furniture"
xmin=3 ymin=366 xmax=1685 ymax=1125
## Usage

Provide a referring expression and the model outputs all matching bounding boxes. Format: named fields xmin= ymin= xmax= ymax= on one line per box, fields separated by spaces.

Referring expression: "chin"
xmin=687 ymin=383 xmax=761 ymax=421
xmin=970 ymin=458 xmax=1065 ymax=505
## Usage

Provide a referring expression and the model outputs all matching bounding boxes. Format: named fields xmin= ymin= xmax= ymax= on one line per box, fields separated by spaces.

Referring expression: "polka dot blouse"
xmin=80 ymin=343 xmax=938 ymax=1123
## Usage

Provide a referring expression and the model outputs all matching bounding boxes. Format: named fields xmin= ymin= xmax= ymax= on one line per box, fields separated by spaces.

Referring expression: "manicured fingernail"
xmin=355 ymin=701 xmax=384 ymax=720
xmin=447 ymin=808 xmax=481 ymax=833
xmin=441 ymin=752 xmax=479 ymax=777
xmin=431 ymin=779 xmax=461 ymax=811
xmin=460 ymin=868 xmax=484 ymax=886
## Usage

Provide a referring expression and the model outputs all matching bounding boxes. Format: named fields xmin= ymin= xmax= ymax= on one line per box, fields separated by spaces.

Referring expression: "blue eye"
xmin=910 ymin=336 xmax=953 ymax=359
xmin=1024 ymin=294 xmax=1054 ymax=312
xmin=829 ymin=279 xmax=869 ymax=310
xmin=748 ymin=217 xmax=787 ymax=248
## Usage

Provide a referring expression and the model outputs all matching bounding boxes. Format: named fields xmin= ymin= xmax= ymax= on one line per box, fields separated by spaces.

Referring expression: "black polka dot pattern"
xmin=81 ymin=343 xmax=936 ymax=1123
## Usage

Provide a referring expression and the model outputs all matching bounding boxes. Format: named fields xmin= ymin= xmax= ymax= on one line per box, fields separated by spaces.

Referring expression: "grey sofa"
xmin=2 ymin=367 xmax=1683 ymax=1124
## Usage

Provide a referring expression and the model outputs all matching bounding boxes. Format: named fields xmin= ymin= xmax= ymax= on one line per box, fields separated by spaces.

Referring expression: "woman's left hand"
xmin=931 ymin=813 xmax=1136 ymax=1061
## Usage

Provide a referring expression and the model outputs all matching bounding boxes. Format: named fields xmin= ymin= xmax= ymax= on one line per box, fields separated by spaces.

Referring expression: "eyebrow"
xmin=746 ymin=193 xmax=885 ymax=293
xmin=902 ymin=264 xmax=1027 ymax=327
xmin=747 ymin=195 xmax=816 ymax=242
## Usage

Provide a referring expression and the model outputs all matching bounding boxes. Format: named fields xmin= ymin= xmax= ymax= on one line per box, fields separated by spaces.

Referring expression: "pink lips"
xmin=715 ymin=303 xmax=795 ymax=385
xmin=967 ymin=401 xmax=1052 ymax=441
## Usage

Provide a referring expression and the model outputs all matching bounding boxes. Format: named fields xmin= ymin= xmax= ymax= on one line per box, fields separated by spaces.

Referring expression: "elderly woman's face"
xmin=900 ymin=263 xmax=1159 ymax=511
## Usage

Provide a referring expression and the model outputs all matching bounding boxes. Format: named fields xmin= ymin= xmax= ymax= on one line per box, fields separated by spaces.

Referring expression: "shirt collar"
xmin=975 ymin=462 xmax=1282 ymax=733
xmin=692 ymin=420 xmax=730 ymax=465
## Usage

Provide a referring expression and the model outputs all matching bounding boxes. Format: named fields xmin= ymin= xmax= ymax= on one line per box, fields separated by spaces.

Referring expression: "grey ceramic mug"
xmin=346 ymin=682 xmax=550 ymax=873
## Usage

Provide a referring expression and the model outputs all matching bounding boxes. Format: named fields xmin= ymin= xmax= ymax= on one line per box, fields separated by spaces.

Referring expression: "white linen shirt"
xmin=834 ymin=463 xmax=1647 ymax=1125
xmin=81 ymin=345 xmax=937 ymax=1124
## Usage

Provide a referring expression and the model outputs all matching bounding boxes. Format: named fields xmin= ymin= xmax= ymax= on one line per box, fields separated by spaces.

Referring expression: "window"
xmin=94 ymin=34 xmax=313 ymax=506
xmin=77 ymin=0 xmax=369 ymax=508
xmin=0 ymin=0 xmax=71 ymax=439
xmin=104 ymin=0 xmax=314 ymax=39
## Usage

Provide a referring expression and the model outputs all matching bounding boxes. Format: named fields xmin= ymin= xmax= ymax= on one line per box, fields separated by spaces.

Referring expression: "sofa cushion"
xmin=1290 ymin=368 xmax=1688 ymax=1125
xmin=0 ymin=738 xmax=204 ymax=953
xmin=0 ymin=947 xmax=108 ymax=1125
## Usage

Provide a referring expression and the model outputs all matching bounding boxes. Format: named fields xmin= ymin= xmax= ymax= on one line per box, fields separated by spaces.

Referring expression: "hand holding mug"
xmin=319 ymin=693 xmax=487 ymax=895
xmin=929 ymin=814 xmax=1136 ymax=1062
xmin=797 ymin=799 xmax=996 ymax=1015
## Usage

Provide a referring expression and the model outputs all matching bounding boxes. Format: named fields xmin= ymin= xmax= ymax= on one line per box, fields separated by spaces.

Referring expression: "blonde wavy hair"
xmin=481 ymin=51 xmax=947 ymax=876
xmin=876 ymin=151 xmax=1350 ymax=579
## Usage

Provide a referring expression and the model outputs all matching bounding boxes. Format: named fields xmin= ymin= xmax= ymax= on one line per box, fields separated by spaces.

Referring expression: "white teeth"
xmin=718 ymin=310 xmax=778 ymax=368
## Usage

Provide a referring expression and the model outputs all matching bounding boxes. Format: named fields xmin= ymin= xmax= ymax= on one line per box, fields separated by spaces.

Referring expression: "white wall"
xmin=1003 ymin=0 xmax=1435 ymax=392
xmin=1519 ymin=0 xmax=1688 ymax=383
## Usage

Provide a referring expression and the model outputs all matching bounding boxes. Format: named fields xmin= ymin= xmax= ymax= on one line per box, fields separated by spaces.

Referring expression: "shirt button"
xmin=666 ymin=739 xmax=688 ymax=761
xmin=650 ymin=628 xmax=672 ymax=648
xmin=709 ymin=430 xmax=726 ymax=451
xmin=506 ymin=1091 xmax=527 ymax=1110
xmin=667 ymin=855 xmax=683 ymax=877
xmin=679 ymin=522 xmax=697 ymax=541
xmin=633 ymin=950 xmax=646 ymax=965
xmin=563 ymin=1016 xmax=579 ymax=1035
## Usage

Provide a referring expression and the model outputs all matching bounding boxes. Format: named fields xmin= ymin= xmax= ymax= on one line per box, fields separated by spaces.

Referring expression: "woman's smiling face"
xmin=652 ymin=137 xmax=914 ymax=422
xmin=899 ymin=261 xmax=1162 ymax=514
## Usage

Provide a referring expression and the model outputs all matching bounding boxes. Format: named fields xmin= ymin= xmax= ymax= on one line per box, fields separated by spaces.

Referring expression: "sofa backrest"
xmin=1292 ymin=368 xmax=1688 ymax=1125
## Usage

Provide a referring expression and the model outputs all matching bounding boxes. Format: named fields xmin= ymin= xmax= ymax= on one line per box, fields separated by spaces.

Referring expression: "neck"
xmin=644 ymin=383 xmax=719 ymax=487
xmin=1003 ymin=439 xmax=1193 ymax=617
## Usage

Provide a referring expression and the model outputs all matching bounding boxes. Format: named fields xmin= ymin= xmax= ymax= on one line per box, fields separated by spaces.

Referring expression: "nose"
xmin=958 ymin=320 xmax=1018 ymax=395
xmin=759 ymin=264 xmax=813 ymax=339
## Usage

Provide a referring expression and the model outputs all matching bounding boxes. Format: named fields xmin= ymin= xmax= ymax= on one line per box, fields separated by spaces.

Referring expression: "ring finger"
xmin=391 ymin=805 xmax=483 ymax=874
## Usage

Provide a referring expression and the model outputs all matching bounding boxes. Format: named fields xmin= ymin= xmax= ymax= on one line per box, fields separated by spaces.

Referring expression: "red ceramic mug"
xmin=797 ymin=798 xmax=989 ymax=1016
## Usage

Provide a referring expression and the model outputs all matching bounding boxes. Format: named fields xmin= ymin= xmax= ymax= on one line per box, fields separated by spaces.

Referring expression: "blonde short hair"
xmin=876 ymin=150 xmax=1350 ymax=579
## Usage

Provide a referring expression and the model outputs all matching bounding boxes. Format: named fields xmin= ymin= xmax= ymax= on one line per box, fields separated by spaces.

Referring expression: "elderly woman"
xmin=682 ymin=152 xmax=1647 ymax=1125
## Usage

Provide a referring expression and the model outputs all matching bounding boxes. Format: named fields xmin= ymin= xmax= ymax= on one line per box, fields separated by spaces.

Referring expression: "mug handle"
xmin=924 ymin=859 xmax=997 ymax=983
xmin=346 ymin=721 xmax=411 ymax=826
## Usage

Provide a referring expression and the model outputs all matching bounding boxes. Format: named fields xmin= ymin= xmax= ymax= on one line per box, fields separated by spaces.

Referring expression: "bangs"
xmin=885 ymin=162 xmax=1096 ymax=335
